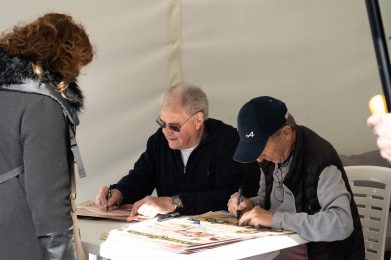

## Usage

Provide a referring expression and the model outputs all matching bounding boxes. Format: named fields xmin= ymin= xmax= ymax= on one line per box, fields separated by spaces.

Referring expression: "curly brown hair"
xmin=0 ymin=13 xmax=94 ymax=93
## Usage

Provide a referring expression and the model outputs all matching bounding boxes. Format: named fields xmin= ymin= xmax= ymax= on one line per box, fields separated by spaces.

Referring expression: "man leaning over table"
xmin=96 ymin=83 xmax=253 ymax=217
xmin=227 ymin=96 xmax=365 ymax=260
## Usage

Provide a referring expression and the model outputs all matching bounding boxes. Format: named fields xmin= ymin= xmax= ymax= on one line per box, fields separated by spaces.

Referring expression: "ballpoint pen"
xmin=106 ymin=185 xmax=112 ymax=212
xmin=237 ymin=187 xmax=243 ymax=220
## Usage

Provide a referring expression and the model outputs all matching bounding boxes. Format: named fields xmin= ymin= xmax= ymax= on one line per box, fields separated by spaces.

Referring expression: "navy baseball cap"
xmin=233 ymin=96 xmax=288 ymax=163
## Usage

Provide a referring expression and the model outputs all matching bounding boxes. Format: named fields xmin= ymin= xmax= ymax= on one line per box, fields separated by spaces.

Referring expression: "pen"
xmin=106 ymin=185 xmax=112 ymax=212
xmin=236 ymin=187 xmax=243 ymax=220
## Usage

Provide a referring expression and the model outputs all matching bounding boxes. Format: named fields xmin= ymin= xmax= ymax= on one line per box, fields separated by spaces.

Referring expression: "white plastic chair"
xmin=345 ymin=165 xmax=391 ymax=260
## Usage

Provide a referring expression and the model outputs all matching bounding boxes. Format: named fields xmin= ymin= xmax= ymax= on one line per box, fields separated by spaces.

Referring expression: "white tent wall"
xmin=1 ymin=0 xmax=390 ymax=202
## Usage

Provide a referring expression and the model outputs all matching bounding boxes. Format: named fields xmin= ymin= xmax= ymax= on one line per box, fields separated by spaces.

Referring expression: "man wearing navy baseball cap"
xmin=227 ymin=96 xmax=364 ymax=260
xmin=233 ymin=96 xmax=289 ymax=163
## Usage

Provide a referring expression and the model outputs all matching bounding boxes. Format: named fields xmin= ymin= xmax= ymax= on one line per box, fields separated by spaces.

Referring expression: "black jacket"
xmin=262 ymin=126 xmax=365 ymax=260
xmin=115 ymin=118 xmax=246 ymax=215
xmin=0 ymin=49 xmax=80 ymax=260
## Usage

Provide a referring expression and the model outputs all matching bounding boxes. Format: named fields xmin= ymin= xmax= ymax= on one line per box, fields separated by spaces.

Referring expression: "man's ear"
xmin=195 ymin=112 xmax=205 ymax=129
xmin=282 ymin=125 xmax=293 ymax=139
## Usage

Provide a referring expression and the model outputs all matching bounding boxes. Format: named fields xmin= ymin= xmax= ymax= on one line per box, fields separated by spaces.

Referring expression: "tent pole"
xmin=365 ymin=0 xmax=391 ymax=111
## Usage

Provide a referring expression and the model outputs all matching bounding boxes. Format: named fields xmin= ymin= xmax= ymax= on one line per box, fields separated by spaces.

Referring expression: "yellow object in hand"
xmin=369 ymin=95 xmax=387 ymax=115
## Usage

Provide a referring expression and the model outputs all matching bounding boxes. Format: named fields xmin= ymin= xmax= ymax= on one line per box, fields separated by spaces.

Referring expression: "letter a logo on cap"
xmin=245 ymin=131 xmax=254 ymax=138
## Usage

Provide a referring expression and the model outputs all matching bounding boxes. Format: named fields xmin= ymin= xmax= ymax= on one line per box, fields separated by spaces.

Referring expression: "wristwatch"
xmin=171 ymin=195 xmax=183 ymax=210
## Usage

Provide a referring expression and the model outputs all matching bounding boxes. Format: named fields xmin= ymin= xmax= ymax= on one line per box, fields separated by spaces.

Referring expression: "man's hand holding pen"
xmin=227 ymin=190 xmax=256 ymax=224
xmin=95 ymin=185 xmax=122 ymax=211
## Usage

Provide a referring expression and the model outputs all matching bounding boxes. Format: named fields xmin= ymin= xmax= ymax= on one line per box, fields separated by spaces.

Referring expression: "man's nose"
xmin=162 ymin=126 xmax=174 ymax=135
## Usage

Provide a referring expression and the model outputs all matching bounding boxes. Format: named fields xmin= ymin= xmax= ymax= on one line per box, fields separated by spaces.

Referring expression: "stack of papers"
xmin=105 ymin=211 xmax=294 ymax=254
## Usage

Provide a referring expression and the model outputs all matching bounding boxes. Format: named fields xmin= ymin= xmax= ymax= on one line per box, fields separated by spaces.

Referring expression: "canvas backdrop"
xmin=1 ymin=0 xmax=390 ymax=202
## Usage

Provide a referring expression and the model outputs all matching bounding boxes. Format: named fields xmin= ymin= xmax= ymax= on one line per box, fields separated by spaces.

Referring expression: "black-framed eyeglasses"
xmin=272 ymin=168 xmax=284 ymax=203
xmin=272 ymin=157 xmax=290 ymax=203
xmin=155 ymin=113 xmax=197 ymax=132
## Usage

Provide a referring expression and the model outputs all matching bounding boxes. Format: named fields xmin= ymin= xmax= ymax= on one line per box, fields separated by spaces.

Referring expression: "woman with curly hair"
xmin=0 ymin=13 xmax=94 ymax=260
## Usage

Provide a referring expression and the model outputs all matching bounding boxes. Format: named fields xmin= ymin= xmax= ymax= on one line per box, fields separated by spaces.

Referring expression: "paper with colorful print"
xmin=106 ymin=211 xmax=294 ymax=253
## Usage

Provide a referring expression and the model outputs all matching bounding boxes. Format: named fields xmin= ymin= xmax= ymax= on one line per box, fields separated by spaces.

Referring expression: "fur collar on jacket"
xmin=0 ymin=48 xmax=84 ymax=113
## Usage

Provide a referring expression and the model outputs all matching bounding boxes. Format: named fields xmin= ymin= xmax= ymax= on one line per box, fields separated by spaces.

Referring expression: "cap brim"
xmin=233 ymin=139 xmax=266 ymax=163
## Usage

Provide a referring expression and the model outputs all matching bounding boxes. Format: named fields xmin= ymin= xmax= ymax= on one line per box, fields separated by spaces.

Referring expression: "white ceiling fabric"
xmin=1 ymin=0 xmax=390 ymax=201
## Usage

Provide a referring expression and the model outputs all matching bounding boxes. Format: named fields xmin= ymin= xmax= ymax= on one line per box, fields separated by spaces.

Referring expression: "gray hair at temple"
xmin=161 ymin=82 xmax=209 ymax=119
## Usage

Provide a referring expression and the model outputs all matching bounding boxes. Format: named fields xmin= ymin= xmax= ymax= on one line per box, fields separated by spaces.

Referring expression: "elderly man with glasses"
xmin=227 ymin=96 xmax=364 ymax=260
xmin=95 ymin=83 xmax=252 ymax=217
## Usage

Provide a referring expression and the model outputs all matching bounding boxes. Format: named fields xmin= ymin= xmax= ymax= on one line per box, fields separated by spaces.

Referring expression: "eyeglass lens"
xmin=156 ymin=117 xmax=181 ymax=132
